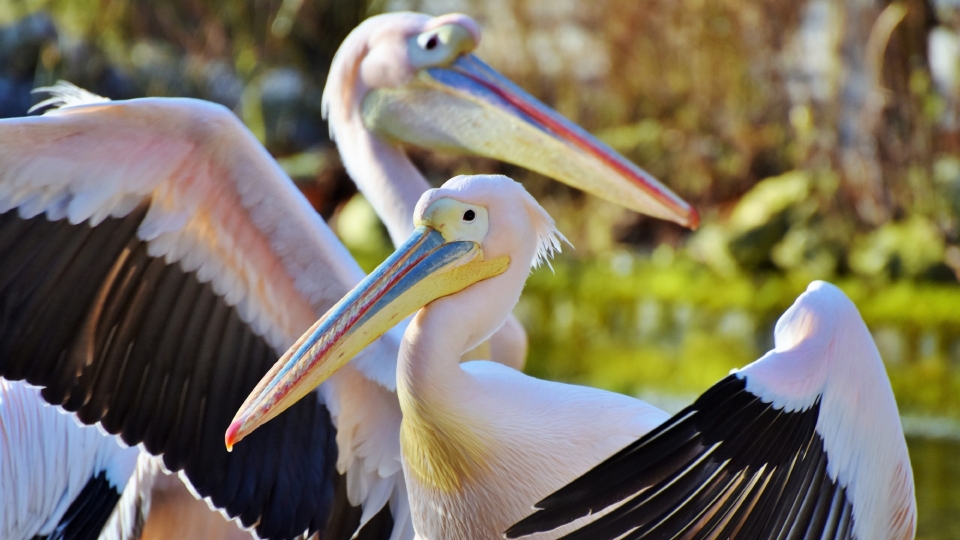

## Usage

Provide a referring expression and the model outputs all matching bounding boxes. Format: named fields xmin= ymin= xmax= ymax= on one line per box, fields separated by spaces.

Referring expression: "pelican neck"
xmin=334 ymin=115 xmax=431 ymax=246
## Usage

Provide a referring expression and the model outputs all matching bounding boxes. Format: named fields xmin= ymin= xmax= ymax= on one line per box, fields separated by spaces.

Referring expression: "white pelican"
xmin=0 ymin=12 xmax=695 ymax=540
xmin=229 ymin=174 xmax=916 ymax=540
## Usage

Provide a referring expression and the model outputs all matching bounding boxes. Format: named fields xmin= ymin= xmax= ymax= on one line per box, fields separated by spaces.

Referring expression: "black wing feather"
xmin=0 ymin=206 xmax=391 ymax=540
xmin=506 ymin=375 xmax=856 ymax=540
xmin=32 ymin=472 xmax=122 ymax=540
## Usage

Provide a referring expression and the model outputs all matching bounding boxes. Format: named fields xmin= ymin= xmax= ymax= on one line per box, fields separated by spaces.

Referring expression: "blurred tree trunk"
xmin=789 ymin=0 xmax=906 ymax=226
xmin=838 ymin=0 xmax=907 ymax=225
xmin=838 ymin=0 xmax=886 ymax=224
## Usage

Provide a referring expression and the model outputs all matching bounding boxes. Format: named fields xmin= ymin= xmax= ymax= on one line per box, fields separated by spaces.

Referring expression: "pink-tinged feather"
xmin=0 ymin=95 xmax=409 ymax=536
xmin=738 ymin=281 xmax=916 ymax=540
xmin=0 ymin=99 xmax=350 ymax=351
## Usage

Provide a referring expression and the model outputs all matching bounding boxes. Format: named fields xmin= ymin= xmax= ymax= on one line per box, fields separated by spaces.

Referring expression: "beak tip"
xmin=225 ymin=420 xmax=242 ymax=452
xmin=686 ymin=206 xmax=700 ymax=230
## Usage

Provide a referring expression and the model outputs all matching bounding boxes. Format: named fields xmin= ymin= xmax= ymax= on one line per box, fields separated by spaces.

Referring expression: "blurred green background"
xmin=1 ymin=0 xmax=958 ymax=536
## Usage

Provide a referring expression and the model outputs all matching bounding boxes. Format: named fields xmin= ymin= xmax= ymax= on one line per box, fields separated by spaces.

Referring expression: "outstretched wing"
xmin=507 ymin=281 xmax=915 ymax=540
xmin=0 ymin=94 xmax=404 ymax=539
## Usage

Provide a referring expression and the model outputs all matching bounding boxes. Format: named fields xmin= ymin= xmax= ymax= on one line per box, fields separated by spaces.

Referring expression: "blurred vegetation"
xmin=2 ymin=0 xmax=960 ymax=535
xmin=518 ymin=252 xmax=960 ymax=421
xmin=2 ymin=0 xmax=960 ymax=416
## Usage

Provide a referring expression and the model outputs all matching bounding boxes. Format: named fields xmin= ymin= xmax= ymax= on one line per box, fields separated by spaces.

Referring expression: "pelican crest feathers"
xmin=29 ymin=81 xmax=110 ymax=114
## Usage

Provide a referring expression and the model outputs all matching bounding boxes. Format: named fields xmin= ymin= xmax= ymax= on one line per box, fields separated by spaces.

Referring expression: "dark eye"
xmin=463 ymin=209 xmax=475 ymax=222
xmin=424 ymin=34 xmax=439 ymax=50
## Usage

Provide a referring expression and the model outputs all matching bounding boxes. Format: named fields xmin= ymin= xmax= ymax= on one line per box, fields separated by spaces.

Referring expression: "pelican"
xmin=230 ymin=174 xmax=916 ymax=540
xmin=0 ymin=12 xmax=695 ymax=540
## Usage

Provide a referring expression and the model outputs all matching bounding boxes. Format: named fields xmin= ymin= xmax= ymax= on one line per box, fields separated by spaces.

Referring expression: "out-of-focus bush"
xmin=3 ymin=1 xmax=959 ymax=269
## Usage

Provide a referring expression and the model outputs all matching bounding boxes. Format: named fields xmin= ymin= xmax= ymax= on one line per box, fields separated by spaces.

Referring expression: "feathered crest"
xmin=29 ymin=81 xmax=109 ymax=114
xmin=416 ymin=175 xmax=570 ymax=271
xmin=527 ymin=199 xmax=569 ymax=271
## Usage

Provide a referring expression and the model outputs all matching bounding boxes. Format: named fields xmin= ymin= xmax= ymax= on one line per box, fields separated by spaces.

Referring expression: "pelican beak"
xmin=225 ymin=226 xmax=509 ymax=450
xmin=362 ymin=54 xmax=698 ymax=229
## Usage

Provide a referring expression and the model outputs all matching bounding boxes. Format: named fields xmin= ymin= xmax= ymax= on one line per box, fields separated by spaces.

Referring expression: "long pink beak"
xmin=363 ymin=53 xmax=698 ymax=229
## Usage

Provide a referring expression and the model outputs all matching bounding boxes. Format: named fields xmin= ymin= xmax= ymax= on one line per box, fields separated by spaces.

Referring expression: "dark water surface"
xmin=910 ymin=437 xmax=960 ymax=539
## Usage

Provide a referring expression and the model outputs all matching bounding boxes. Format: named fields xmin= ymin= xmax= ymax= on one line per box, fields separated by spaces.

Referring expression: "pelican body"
xmin=232 ymin=175 xmax=915 ymax=540
xmin=0 ymin=11 xmax=696 ymax=540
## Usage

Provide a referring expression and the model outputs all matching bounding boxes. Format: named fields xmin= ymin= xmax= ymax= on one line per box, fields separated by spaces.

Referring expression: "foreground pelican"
xmin=230 ymin=175 xmax=915 ymax=540
xmin=0 ymin=12 xmax=695 ymax=540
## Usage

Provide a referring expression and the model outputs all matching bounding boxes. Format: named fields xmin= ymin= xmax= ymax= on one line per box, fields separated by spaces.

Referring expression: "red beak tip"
xmin=687 ymin=206 xmax=701 ymax=230
xmin=225 ymin=421 xmax=241 ymax=452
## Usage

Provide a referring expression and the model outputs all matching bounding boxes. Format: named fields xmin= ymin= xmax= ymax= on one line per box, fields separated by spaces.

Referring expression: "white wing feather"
xmin=737 ymin=281 xmax=916 ymax=539
xmin=0 ymin=379 xmax=139 ymax=540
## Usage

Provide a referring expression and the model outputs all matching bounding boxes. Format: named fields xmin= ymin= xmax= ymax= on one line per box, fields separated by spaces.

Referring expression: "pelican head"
xmin=323 ymin=12 xmax=698 ymax=229
xmin=226 ymin=175 xmax=558 ymax=449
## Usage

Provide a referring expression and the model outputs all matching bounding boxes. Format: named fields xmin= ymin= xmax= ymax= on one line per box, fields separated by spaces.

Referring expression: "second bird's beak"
xmin=362 ymin=54 xmax=699 ymax=229
xmin=226 ymin=226 xmax=509 ymax=450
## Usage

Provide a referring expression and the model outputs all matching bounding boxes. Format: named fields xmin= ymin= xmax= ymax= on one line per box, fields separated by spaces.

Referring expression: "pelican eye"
xmin=410 ymin=24 xmax=476 ymax=69
xmin=421 ymin=198 xmax=487 ymax=242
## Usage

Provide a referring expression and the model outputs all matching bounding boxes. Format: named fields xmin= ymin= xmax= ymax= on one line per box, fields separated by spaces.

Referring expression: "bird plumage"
xmin=509 ymin=281 xmax=916 ymax=540
xmin=0 ymin=95 xmax=406 ymax=539
xmin=0 ymin=379 xmax=141 ymax=540
xmin=394 ymin=176 xmax=668 ymax=539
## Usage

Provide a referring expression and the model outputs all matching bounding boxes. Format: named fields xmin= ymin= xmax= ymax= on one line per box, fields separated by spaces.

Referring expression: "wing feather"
xmin=0 ymin=379 xmax=140 ymax=540
xmin=507 ymin=282 xmax=915 ymax=540
xmin=0 ymin=98 xmax=406 ymax=539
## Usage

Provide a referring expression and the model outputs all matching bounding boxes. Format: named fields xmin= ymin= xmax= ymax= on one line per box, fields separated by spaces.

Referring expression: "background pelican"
xmin=322 ymin=11 xmax=697 ymax=369
xmin=0 ymin=12 xmax=695 ymax=540
xmin=231 ymin=174 xmax=915 ymax=540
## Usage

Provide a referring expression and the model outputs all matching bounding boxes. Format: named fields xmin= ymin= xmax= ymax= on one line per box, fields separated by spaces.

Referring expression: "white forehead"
xmin=344 ymin=12 xmax=480 ymax=57
xmin=323 ymin=12 xmax=481 ymax=125
xmin=415 ymin=175 xmax=520 ymax=218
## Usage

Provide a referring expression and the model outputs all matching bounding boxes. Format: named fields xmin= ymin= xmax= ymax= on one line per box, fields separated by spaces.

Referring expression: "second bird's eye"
xmin=463 ymin=209 xmax=476 ymax=221
xmin=425 ymin=35 xmax=439 ymax=50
